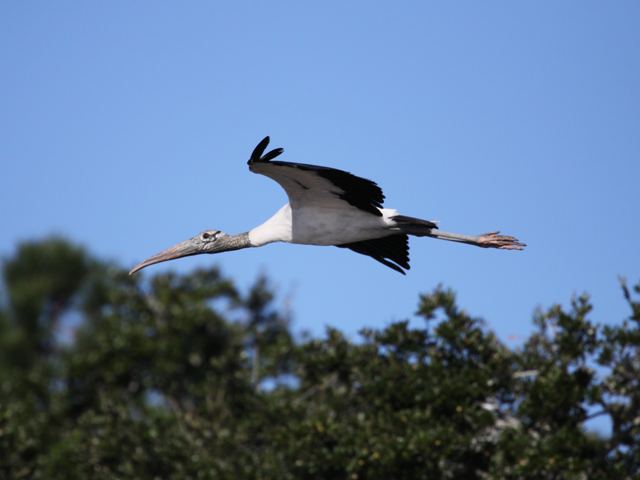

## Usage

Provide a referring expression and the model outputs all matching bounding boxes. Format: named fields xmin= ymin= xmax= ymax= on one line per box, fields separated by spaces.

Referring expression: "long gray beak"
xmin=129 ymin=238 xmax=201 ymax=275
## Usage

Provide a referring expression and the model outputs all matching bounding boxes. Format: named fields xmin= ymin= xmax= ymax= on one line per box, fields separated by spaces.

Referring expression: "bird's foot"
xmin=477 ymin=231 xmax=526 ymax=250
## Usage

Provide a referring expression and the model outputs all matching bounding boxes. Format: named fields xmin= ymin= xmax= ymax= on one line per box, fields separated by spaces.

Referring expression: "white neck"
xmin=248 ymin=203 xmax=293 ymax=247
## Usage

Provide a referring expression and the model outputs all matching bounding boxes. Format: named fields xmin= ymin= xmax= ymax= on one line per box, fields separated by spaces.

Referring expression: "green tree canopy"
xmin=0 ymin=237 xmax=638 ymax=479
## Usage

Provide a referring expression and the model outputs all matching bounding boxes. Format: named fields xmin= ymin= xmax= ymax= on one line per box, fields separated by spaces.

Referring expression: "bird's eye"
xmin=200 ymin=231 xmax=217 ymax=241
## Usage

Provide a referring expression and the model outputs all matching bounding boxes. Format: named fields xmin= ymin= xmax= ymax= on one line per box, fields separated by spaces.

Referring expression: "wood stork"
xmin=130 ymin=137 xmax=524 ymax=275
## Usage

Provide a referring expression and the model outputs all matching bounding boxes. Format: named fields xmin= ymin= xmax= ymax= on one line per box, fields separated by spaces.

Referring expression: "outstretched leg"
xmin=390 ymin=215 xmax=525 ymax=250
xmin=425 ymin=230 xmax=526 ymax=250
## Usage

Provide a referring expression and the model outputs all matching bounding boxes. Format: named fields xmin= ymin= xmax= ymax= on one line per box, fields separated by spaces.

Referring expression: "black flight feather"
xmin=249 ymin=136 xmax=271 ymax=163
xmin=261 ymin=147 xmax=284 ymax=162
xmin=249 ymin=136 xmax=284 ymax=163
xmin=336 ymin=234 xmax=410 ymax=275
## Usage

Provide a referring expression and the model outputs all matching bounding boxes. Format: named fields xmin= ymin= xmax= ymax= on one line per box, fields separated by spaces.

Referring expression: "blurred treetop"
xmin=0 ymin=237 xmax=638 ymax=479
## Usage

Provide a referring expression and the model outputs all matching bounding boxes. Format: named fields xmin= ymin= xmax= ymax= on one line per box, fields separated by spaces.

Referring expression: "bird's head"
xmin=129 ymin=229 xmax=249 ymax=275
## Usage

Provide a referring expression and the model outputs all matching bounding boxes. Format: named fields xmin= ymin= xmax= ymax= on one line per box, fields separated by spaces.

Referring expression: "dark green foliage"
xmin=0 ymin=238 xmax=638 ymax=479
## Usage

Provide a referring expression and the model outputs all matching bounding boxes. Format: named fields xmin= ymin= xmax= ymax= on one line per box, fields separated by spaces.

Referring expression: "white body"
xmin=249 ymin=203 xmax=400 ymax=247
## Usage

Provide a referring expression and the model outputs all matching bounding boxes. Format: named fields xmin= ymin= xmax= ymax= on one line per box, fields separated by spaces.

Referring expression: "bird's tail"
xmin=391 ymin=215 xmax=438 ymax=237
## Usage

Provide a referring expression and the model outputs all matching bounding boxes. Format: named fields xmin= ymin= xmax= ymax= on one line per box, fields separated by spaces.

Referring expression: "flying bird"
xmin=130 ymin=137 xmax=524 ymax=275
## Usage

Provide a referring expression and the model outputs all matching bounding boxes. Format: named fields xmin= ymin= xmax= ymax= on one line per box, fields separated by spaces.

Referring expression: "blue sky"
xmin=2 ymin=1 xmax=639 ymax=342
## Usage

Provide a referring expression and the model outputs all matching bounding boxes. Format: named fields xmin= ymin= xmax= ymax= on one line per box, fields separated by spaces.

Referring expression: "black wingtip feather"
xmin=261 ymin=147 xmax=284 ymax=162
xmin=249 ymin=136 xmax=271 ymax=163
xmin=248 ymin=137 xmax=284 ymax=164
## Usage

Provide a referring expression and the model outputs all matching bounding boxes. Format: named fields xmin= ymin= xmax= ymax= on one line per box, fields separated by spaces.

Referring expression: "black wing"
xmin=336 ymin=234 xmax=410 ymax=275
xmin=247 ymin=136 xmax=385 ymax=216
